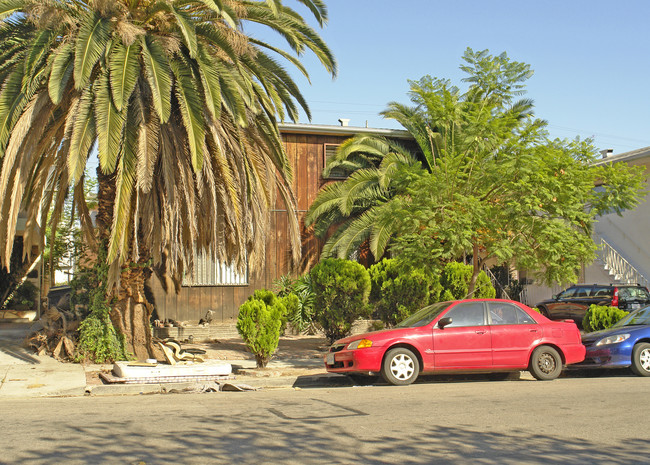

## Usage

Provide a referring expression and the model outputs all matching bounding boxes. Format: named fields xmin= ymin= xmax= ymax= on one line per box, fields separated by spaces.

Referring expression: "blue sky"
xmin=273 ymin=0 xmax=650 ymax=155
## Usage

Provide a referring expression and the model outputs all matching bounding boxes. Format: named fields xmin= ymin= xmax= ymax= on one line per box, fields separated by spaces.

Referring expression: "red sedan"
xmin=325 ymin=299 xmax=586 ymax=385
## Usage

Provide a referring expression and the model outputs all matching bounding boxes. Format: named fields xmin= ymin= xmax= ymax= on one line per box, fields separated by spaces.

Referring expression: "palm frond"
xmin=109 ymin=39 xmax=141 ymax=111
xmin=140 ymin=35 xmax=171 ymax=123
xmin=73 ymin=11 xmax=110 ymax=90
xmin=95 ymin=71 xmax=125 ymax=174
xmin=170 ymin=56 xmax=205 ymax=172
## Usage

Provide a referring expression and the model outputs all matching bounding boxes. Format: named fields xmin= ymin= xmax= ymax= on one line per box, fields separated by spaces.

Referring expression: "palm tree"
xmin=305 ymin=134 xmax=423 ymax=261
xmin=0 ymin=0 xmax=335 ymax=359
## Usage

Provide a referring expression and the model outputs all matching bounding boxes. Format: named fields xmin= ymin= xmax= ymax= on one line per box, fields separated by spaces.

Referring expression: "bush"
xmin=583 ymin=305 xmax=629 ymax=332
xmin=310 ymin=258 xmax=371 ymax=343
xmin=75 ymin=305 xmax=129 ymax=363
xmin=369 ymin=259 xmax=441 ymax=327
xmin=5 ymin=280 xmax=39 ymax=310
xmin=236 ymin=289 xmax=286 ymax=368
xmin=440 ymin=262 xmax=496 ymax=299
xmin=274 ymin=274 xmax=317 ymax=334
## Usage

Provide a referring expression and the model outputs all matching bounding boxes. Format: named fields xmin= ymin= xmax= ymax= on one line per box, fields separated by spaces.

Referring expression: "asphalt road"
xmin=2 ymin=373 xmax=649 ymax=464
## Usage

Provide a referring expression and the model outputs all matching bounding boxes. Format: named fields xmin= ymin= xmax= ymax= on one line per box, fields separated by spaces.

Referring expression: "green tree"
xmin=0 ymin=0 xmax=335 ymax=359
xmin=306 ymin=48 xmax=644 ymax=295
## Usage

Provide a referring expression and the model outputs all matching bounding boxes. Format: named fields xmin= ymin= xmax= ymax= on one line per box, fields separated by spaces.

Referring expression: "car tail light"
xmin=612 ymin=287 xmax=619 ymax=307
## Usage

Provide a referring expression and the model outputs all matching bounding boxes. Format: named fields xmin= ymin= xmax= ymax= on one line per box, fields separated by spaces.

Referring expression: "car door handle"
xmin=529 ymin=329 xmax=538 ymax=333
xmin=475 ymin=330 xmax=487 ymax=334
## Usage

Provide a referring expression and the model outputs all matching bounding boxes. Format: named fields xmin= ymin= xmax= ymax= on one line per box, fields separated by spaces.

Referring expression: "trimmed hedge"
xmin=236 ymin=289 xmax=286 ymax=368
xmin=310 ymin=258 xmax=371 ymax=343
xmin=369 ymin=258 xmax=441 ymax=327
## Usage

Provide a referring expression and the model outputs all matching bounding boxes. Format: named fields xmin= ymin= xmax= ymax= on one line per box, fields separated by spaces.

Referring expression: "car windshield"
xmin=395 ymin=302 xmax=453 ymax=328
xmin=612 ymin=306 xmax=650 ymax=327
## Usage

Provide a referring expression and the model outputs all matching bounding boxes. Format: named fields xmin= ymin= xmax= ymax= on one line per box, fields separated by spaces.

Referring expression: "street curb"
xmin=84 ymin=373 xmax=353 ymax=396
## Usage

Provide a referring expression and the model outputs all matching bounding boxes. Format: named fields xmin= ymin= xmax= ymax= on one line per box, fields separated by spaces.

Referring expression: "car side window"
xmin=592 ymin=286 xmax=611 ymax=297
xmin=488 ymin=303 xmax=519 ymax=325
xmin=558 ymin=288 xmax=577 ymax=299
xmin=516 ymin=308 xmax=536 ymax=324
xmin=444 ymin=302 xmax=486 ymax=327
xmin=574 ymin=287 xmax=592 ymax=298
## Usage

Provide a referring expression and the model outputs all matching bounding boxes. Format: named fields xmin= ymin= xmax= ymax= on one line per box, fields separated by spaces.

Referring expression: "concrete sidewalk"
xmin=0 ymin=321 xmax=347 ymax=398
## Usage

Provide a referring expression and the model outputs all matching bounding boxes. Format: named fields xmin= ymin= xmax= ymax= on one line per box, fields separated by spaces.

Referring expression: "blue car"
xmin=578 ymin=306 xmax=650 ymax=376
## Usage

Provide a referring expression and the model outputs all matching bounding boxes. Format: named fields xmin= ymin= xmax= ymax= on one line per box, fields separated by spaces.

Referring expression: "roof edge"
xmin=594 ymin=146 xmax=650 ymax=165
xmin=278 ymin=122 xmax=412 ymax=139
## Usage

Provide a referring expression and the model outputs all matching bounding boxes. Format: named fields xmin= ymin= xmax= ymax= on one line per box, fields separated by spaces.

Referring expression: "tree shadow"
xmin=4 ymin=394 xmax=648 ymax=464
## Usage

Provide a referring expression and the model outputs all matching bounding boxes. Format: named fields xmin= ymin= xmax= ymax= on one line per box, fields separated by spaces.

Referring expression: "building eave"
xmin=278 ymin=122 xmax=413 ymax=139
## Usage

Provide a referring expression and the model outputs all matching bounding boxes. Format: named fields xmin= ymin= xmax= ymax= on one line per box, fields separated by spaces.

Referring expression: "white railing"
xmin=482 ymin=266 xmax=511 ymax=300
xmin=599 ymin=237 xmax=649 ymax=288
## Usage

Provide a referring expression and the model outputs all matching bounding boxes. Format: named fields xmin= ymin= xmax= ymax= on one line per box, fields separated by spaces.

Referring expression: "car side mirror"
xmin=438 ymin=317 xmax=452 ymax=329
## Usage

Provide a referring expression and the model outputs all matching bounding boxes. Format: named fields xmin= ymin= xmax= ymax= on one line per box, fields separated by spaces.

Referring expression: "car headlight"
xmin=347 ymin=338 xmax=373 ymax=350
xmin=596 ymin=334 xmax=630 ymax=346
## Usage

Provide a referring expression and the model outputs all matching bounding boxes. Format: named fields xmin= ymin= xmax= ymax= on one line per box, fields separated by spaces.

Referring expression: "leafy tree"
xmin=0 ymin=0 xmax=335 ymax=359
xmin=306 ymin=48 xmax=644 ymax=295
xmin=310 ymin=258 xmax=371 ymax=343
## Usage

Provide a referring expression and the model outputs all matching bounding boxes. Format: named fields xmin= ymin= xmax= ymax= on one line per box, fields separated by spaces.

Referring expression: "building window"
xmin=323 ymin=143 xmax=348 ymax=179
xmin=182 ymin=253 xmax=248 ymax=286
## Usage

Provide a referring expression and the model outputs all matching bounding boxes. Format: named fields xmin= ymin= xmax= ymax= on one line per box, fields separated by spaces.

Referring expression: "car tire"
xmin=630 ymin=343 xmax=650 ymax=377
xmin=381 ymin=347 xmax=419 ymax=386
xmin=529 ymin=346 xmax=562 ymax=380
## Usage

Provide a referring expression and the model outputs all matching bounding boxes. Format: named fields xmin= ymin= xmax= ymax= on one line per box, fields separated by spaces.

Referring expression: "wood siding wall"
xmin=150 ymin=132 xmax=350 ymax=324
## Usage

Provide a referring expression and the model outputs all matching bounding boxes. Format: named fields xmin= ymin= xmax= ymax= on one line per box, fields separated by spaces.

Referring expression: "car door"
xmin=568 ymin=285 xmax=596 ymax=322
xmin=546 ymin=287 xmax=577 ymax=320
xmin=489 ymin=302 xmax=541 ymax=368
xmin=433 ymin=301 xmax=492 ymax=368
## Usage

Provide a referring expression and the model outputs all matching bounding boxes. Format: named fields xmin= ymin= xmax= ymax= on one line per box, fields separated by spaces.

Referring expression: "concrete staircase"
xmin=598 ymin=237 xmax=648 ymax=287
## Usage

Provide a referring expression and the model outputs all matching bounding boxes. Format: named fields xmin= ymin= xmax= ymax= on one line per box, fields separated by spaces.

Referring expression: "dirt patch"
xmin=196 ymin=335 xmax=330 ymax=361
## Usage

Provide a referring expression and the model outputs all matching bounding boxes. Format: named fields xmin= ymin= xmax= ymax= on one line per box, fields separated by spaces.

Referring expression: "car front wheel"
xmin=381 ymin=348 xmax=419 ymax=385
xmin=630 ymin=343 xmax=650 ymax=377
xmin=529 ymin=346 xmax=562 ymax=380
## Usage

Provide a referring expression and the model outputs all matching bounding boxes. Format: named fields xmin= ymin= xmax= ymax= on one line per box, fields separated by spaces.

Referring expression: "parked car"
xmin=324 ymin=299 xmax=585 ymax=385
xmin=535 ymin=283 xmax=650 ymax=327
xmin=575 ymin=305 xmax=650 ymax=376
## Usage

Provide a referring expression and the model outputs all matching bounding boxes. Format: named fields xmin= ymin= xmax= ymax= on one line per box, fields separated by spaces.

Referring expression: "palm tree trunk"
xmin=96 ymin=168 xmax=155 ymax=360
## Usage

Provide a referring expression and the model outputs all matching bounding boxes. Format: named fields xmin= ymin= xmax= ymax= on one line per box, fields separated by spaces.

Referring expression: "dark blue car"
xmin=578 ymin=306 xmax=650 ymax=376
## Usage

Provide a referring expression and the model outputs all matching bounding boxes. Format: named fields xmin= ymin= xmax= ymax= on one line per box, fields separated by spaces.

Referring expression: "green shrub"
xmin=75 ymin=305 xmax=130 ymax=363
xmin=310 ymin=258 xmax=371 ymax=343
xmin=369 ymin=258 xmax=442 ymax=327
xmin=440 ymin=262 xmax=496 ymax=299
xmin=5 ymin=280 xmax=39 ymax=310
xmin=236 ymin=289 xmax=286 ymax=368
xmin=583 ymin=305 xmax=629 ymax=332
xmin=274 ymin=274 xmax=317 ymax=334
xmin=73 ymin=243 xmax=130 ymax=363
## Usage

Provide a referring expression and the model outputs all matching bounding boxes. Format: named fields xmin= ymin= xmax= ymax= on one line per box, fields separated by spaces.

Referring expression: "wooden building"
xmin=150 ymin=122 xmax=412 ymax=326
